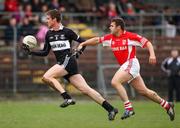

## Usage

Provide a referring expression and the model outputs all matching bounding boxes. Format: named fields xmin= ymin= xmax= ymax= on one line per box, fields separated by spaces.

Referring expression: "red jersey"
xmin=99 ymin=31 xmax=148 ymax=65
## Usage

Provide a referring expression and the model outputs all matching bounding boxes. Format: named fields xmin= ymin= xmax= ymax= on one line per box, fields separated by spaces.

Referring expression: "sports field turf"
xmin=0 ymin=100 xmax=179 ymax=128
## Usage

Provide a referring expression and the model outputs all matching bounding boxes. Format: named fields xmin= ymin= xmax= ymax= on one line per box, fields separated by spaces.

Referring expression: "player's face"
xmin=109 ymin=22 xmax=120 ymax=35
xmin=46 ymin=15 xmax=55 ymax=28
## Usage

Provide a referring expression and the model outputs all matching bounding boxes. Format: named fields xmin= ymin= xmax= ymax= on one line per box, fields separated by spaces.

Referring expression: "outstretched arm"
xmin=146 ymin=41 xmax=156 ymax=65
xmin=77 ymin=37 xmax=100 ymax=50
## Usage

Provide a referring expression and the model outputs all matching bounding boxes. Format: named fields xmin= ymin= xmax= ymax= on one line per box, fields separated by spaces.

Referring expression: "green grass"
xmin=0 ymin=100 xmax=179 ymax=128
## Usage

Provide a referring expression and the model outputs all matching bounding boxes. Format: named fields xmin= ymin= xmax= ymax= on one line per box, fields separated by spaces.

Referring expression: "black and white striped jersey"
xmin=31 ymin=25 xmax=85 ymax=62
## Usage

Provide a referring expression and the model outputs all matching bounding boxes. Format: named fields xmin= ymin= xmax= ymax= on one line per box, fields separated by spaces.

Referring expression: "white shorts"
xmin=120 ymin=58 xmax=140 ymax=79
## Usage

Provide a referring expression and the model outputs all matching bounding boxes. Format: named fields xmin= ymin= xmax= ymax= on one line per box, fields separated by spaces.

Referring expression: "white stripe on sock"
xmin=164 ymin=102 xmax=168 ymax=108
xmin=160 ymin=100 xmax=165 ymax=106
xmin=124 ymin=100 xmax=130 ymax=104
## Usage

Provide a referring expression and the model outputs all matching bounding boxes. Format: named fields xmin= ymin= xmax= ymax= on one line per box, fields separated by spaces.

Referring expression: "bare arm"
xmin=77 ymin=37 xmax=100 ymax=50
xmin=146 ymin=41 xmax=156 ymax=65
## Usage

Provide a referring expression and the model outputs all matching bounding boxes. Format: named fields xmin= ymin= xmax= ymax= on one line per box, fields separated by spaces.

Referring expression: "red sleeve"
xmin=99 ymin=34 xmax=112 ymax=43
xmin=127 ymin=32 xmax=149 ymax=48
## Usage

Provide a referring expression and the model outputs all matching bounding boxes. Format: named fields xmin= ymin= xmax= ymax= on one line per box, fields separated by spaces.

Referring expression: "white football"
xmin=23 ymin=35 xmax=37 ymax=49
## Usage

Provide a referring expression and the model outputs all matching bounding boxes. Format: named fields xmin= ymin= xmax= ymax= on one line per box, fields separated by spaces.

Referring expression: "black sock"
xmin=102 ymin=101 xmax=114 ymax=112
xmin=61 ymin=92 xmax=72 ymax=99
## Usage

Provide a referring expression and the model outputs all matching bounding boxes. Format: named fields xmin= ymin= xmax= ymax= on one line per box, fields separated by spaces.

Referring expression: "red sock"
xmin=160 ymin=99 xmax=170 ymax=110
xmin=124 ymin=101 xmax=133 ymax=111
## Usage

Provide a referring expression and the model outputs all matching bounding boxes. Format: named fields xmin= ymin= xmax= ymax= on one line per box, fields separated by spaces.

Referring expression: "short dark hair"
xmin=46 ymin=9 xmax=61 ymax=22
xmin=111 ymin=17 xmax=125 ymax=30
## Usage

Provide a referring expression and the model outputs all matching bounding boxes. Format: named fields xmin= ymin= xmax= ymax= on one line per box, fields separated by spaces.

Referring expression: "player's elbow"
xmin=145 ymin=41 xmax=153 ymax=48
xmin=43 ymin=52 xmax=49 ymax=56
xmin=94 ymin=37 xmax=100 ymax=44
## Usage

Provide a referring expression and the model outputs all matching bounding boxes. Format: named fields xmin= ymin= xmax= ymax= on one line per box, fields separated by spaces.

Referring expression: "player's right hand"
xmin=22 ymin=43 xmax=31 ymax=55
xmin=149 ymin=55 xmax=156 ymax=65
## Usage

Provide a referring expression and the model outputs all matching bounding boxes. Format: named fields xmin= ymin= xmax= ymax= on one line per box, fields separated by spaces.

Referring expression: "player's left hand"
xmin=149 ymin=56 xmax=156 ymax=65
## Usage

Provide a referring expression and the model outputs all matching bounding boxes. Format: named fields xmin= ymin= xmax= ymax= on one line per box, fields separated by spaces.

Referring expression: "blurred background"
xmin=0 ymin=0 xmax=180 ymax=99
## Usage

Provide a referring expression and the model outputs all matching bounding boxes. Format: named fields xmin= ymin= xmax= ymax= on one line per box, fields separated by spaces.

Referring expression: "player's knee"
xmin=42 ymin=76 xmax=50 ymax=83
xmin=111 ymin=79 xmax=119 ymax=88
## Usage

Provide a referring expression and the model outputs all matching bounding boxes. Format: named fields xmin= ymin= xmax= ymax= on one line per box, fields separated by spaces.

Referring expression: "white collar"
xmin=59 ymin=24 xmax=63 ymax=30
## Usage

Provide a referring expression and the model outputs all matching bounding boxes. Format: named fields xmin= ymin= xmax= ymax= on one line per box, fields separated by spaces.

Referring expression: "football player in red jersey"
xmin=77 ymin=17 xmax=175 ymax=121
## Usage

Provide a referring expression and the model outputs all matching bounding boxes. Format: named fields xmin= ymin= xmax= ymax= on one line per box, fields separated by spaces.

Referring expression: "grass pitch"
xmin=0 ymin=100 xmax=179 ymax=128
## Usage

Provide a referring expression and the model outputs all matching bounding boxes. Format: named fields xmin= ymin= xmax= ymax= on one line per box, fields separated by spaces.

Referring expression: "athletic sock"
xmin=102 ymin=101 xmax=114 ymax=112
xmin=160 ymin=99 xmax=170 ymax=110
xmin=61 ymin=92 xmax=72 ymax=100
xmin=124 ymin=100 xmax=133 ymax=111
